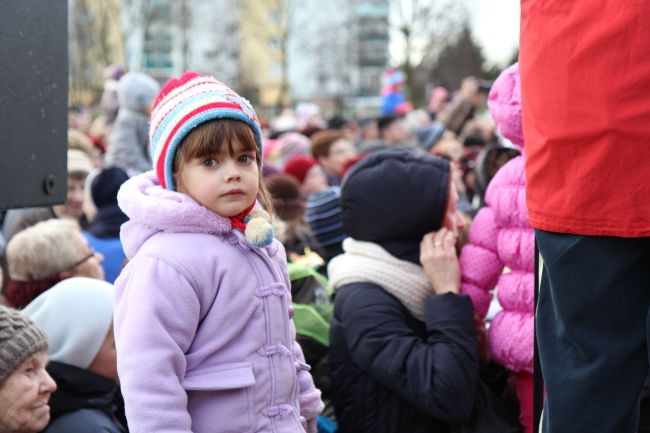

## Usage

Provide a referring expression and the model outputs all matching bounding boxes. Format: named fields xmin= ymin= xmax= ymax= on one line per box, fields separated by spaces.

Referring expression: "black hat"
xmin=341 ymin=148 xmax=450 ymax=263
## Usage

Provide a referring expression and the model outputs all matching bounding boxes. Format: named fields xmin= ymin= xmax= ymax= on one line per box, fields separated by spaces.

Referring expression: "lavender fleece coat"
xmin=114 ymin=172 xmax=323 ymax=433
xmin=459 ymin=63 xmax=534 ymax=374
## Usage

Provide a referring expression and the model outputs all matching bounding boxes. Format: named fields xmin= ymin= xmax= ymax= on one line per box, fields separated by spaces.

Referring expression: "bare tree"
xmin=202 ymin=0 xmax=240 ymax=87
xmin=289 ymin=0 xmax=354 ymax=103
xmin=426 ymin=22 xmax=486 ymax=91
xmin=390 ymin=0 xmax=466 ymax=107
xmin=69 ymin=0 xmax=121 ymax=105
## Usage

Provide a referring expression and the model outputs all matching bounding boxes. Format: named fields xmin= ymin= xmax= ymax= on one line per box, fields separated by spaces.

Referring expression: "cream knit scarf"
xmin=328 ymin=238 xmax=433 ymax=321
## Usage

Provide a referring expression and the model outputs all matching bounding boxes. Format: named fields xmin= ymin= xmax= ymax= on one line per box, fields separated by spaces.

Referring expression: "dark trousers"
xmin=535 ymin=230 xmax=650 ymax=433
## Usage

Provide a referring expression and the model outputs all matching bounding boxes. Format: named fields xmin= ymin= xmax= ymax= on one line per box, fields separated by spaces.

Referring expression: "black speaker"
xmin=0 ymin=0 xmax=68 ymax=210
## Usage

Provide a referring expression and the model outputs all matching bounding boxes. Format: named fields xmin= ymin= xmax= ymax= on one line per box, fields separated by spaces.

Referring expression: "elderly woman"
xmin=0 ymin=306 xmax=57 ymax=433
xmin=327 ymin=149 xmax=480 ymax=433
xmin=5 ymin=219 xmax=104 ymax=309
xmin=23 ymin=277 xmax=126 ymax=433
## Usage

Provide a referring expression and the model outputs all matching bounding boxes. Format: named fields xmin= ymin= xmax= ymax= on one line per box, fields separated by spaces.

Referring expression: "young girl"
xmin=459 ymin=63 xmax=534 ymax=433
xmin=113 ymin=72 xmax=323 ymax=433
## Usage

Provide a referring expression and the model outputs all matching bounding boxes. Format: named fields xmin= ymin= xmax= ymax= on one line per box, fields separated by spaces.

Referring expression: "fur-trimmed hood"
xmin=117 ymin=171 xmax=234 ymax=258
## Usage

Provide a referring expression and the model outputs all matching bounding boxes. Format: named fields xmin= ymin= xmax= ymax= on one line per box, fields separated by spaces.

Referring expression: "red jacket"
xmin=520 ymin=0 xmax=650 ymax=237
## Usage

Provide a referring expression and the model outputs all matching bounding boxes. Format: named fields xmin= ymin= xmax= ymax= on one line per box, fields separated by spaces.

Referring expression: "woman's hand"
xmin=420 ymin=228 xmax=460 ymax=294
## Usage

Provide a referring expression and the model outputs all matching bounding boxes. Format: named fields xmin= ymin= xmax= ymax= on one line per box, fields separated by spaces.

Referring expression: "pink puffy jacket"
xmin=460 ymin=63 xmax=534 ymax=374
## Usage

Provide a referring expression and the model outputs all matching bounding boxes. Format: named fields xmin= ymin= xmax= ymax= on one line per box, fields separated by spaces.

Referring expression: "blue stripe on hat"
xmin=151 ymin=90 xmax=234 ymax=151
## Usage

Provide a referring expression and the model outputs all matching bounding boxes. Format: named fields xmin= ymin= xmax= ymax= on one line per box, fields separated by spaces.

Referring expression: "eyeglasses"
xmin=68 ymin=249 xmax=97 ymax=271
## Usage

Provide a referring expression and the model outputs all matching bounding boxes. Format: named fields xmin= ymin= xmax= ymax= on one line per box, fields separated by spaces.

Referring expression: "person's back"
xmin=328 ymin=149 xmax=478 ymax=433
xmin=520 ymin=2 xmax=650 ymax=432
xmin=521 ymin=1 xmax=650 ymax=235
xmin=331 ymin=282 xmax=458 ymax=433
xmin=104 ymin=72 xmax=160 ymax=176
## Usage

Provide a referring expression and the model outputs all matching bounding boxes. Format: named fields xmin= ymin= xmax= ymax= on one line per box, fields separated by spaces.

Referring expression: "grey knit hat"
xmin=0 ymin=306 xmax=48 ymax=383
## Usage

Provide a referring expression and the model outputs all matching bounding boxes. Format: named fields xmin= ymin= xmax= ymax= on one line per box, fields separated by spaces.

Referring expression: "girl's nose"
xmin=223 ymin=160 xmax=242 ymax=181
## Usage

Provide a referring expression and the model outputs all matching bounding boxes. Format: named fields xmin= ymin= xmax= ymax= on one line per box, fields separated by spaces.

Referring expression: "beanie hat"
xmin=89 ymin=166 xmax=129 ymax=238
xmin=414 ymin=122 xmax=446 ymax=150
xmin=284 ymin=155 xmax=317 ymax=184
xmin=276 ymin=132 xmax=310 ymax=168
xmin=22 ymin=277 xmax=113 ymax=370
xmin=266 ymin=173 xmax=306 ymax=221
xmin=341 ymin=148 xmax=450 ymax=264
xmin=0 ymin=306 xmax=48 ymax=384
xmin=117 ymin=71 xmax=160 ymax=112
xmin=91 ymin=166 xmax=129 ymax=208
xmin=67 ymin=148 xmax=93 ymax=176
xmin=488 ymin=62 xmax=524 ymax=149
xmin=306 ymin=186 xmax=346 ymax=247
xmin=149 ymin=71 xmax=263 ymax=191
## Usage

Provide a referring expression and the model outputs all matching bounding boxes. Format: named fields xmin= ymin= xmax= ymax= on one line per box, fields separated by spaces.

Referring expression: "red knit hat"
xmin=284 ymin=155 xmax=317 ymax=184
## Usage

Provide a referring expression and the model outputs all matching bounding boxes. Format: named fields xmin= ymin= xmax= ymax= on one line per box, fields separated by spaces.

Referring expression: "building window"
xmin=142 ymin=29 xmax=173 ymax=71
xmin=268 ymin=37 xmax=280 ymax=50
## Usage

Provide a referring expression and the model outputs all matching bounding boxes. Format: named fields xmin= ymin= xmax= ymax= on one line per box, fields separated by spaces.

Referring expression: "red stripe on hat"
xmin=156 ymin=101 xmax=242 ymax=189
xmin=153 ymin=71 xmax=205 ymax=111
xmin=151 ymin=83 xmax=227 ymax=142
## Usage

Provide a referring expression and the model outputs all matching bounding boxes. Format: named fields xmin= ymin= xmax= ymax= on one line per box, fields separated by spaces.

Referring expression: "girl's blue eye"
xmin=203 ymin=159 xmax=218 ymax=168
xmin=239 ymin=155 xmax=254 ymax=164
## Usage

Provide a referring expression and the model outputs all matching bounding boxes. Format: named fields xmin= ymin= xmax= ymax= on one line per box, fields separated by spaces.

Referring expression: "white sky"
xmin=388 ymin=0 xmax=520 ymax=67
xmin=468 ymin=0 xmax=520 ymax=65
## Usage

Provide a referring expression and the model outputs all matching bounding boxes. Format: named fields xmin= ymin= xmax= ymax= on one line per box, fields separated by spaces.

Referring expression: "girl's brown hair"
xmin=172 ymin=119 xmax=273 ymax=213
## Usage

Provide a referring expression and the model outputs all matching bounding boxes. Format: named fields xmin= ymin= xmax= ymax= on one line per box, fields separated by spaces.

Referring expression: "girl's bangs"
xmin=182 ymin=119 xmax=258 ymax=162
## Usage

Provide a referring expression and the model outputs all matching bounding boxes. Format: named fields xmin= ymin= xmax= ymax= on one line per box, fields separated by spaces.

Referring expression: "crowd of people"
xmin=0 ymin=62 xmax=531 ymax=433
xmin=0 ymin=16 xmax=646 ymax=428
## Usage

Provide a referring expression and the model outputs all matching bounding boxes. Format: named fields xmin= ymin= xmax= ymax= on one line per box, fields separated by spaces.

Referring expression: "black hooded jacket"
xmin=44 ymin=362 xmax=127 ymax=433
xmin=330 ymin=149 xmax=479 ymax=433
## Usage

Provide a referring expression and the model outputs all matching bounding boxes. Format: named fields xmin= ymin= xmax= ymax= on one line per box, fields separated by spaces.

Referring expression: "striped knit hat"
xmin=149 ymin=71 xmax=263 ymax=191
xmin=306 ymin=186 xmax=346 ymax=247
xmin=0 ymin=306 xmax=48 ymax=384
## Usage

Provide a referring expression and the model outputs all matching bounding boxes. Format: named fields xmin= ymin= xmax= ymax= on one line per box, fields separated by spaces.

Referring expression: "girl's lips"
xmin=222 ymin=189 xmax=244 ymax=196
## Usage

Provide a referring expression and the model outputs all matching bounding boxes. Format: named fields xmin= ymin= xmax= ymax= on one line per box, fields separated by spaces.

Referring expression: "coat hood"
xmin=488 ymin=62 xmax=524 ymax=150
xmin=117 ymin=71 xmax=159 ymax=112
xmin=117 ymin=171 xmax=233 ymax=258
xmin=340 ymin=148 xmax=450 ymax=264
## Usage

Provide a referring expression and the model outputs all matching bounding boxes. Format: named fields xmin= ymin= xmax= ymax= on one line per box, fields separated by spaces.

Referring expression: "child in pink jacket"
xmin=459 ymin=63 xmax=535 ymax=433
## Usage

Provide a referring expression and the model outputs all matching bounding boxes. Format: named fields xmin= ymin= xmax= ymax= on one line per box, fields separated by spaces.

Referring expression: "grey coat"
xmin=104 ymin=108 xmax=152 ymax=176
